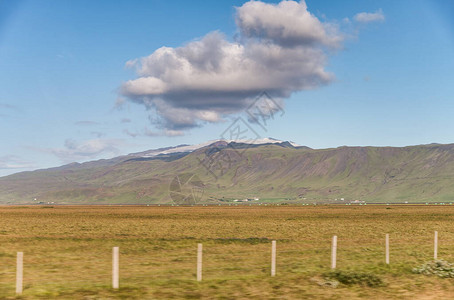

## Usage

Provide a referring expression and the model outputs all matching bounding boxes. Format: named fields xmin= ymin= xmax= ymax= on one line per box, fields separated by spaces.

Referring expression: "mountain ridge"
xmin=1 ymin=140 xmax=454 ymax=204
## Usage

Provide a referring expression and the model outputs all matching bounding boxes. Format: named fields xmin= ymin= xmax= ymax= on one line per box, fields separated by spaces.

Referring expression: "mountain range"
xmin=1 ymin=138 xmax=454 ymax=204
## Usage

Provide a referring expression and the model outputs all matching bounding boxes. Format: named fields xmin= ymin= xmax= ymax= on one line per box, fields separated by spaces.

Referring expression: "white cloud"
xmin=354 ymin=9 xmax=385 ymax=23
xmin=121 ymin=0 xmax=378 ymax=132
xmin=236 ymin=0 xmax=342 ymax=47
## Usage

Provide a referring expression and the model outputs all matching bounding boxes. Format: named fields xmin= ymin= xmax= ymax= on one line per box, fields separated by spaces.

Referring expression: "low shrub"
xmin=413 ymin=260 xmax=454 ymax=278
xmin=324 ymin=270 xmax=384 ymax=287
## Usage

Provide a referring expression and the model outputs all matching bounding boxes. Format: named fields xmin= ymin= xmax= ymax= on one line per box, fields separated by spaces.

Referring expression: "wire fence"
xmin=1 ymin=231 xmax=453 ymax=296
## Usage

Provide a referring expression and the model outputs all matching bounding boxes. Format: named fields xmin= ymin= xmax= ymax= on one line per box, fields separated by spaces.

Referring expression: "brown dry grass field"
xmin=1 ymin=205 xmax=454 ymax=299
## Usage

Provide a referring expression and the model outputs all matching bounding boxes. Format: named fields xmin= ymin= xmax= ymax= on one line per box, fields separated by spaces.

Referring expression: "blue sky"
xmin=0 ymin=0 xmax=453 ymax=176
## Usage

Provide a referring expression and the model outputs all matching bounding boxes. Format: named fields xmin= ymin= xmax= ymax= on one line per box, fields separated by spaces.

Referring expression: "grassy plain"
xmin=1 ymin=205 xmax=454 ymax=299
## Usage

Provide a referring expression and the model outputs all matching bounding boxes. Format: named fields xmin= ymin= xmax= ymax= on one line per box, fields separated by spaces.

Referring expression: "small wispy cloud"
xmin=142 ymin=128 xmax=183 ymax=137
xmin=123 ymin=129 xmax=139 ymax=138
xmin=123 ymin=127 xmax=183 ymax=138
xmin=354 ymin=9 xmax=385 ymax=23
xmin=91 ymin=131 xmax=106 ymax=138
xmin=48 ymin=139 xmax=124 ymax=163
xmin=75 ymin=121 xmax=100 ymax=126
xmin=0 ymin=103 xmax=22 ymax=117
xmin=0 ymin=155 xmax=35 ymax=170
xmin=0 ymin=103 xmax=19 ymax=110
xmin=121 ymin=118 xmax=132 ymax=123
xmin=162 ymin=129 xmax=184 ymax=137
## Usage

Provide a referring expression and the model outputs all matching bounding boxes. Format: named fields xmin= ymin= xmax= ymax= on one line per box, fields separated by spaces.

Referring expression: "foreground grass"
xmin=1 ymin=205 xmax=454 ymax=299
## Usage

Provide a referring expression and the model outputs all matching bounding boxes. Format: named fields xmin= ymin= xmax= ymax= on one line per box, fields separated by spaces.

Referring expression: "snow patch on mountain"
xmin=129 ymin=138 xmax=300 ymax=158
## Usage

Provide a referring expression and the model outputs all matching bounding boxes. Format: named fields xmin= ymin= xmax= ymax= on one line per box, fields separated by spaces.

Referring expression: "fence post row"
xmin=271 ymin=240 xmax=276 ymax=277
xmin=10 ymin=231 xmax=444 ymax=292
xmin=331 ymin=236 xmax=337 ymax=269
xmin=197 ymin=243 xmax=203 ymax=282
xmin=113 ymin=247 xmax=119 ymax=289
xmin=16 ymin=252 xmax=23 ymax=295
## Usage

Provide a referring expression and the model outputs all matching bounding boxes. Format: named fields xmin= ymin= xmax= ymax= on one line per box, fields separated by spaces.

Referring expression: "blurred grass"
xmin=1 ymin=205 xmax=454 ymax=299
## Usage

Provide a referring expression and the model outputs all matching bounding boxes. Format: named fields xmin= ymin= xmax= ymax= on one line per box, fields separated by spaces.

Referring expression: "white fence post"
xmin=112 ymin=247 xmax=119 ymax=289
xmin=434 ymin=231 xmax=438 ymax=260
xmin=16 ymin=252 xmax=23 ymax=295
xmin=385 ymin=234 xmax=390 ymax=265
xmin=197 ymin=243 xmax=203 ymax=281
xmin=331 ymin=236 xmax=337 ymax=269
xmin=271 ymin=240 xmax=276 ymax=277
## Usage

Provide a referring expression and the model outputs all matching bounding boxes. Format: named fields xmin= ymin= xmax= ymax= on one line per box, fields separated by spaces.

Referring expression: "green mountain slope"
xmin=1 ymin=142 xmax=454 ymax=204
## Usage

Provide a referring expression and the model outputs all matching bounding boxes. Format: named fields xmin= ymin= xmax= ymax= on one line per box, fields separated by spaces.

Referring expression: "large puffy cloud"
xmin=121 ymin=0 xmax=343 ymax=131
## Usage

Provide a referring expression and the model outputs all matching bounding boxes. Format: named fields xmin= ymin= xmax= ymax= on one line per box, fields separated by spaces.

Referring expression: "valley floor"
xmin=1 ymin=205 xmax=454 ymax=299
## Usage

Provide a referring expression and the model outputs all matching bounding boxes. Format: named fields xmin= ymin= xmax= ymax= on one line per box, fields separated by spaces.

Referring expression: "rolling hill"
xmin=1 ymin=139 xmax=454 ymax=204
